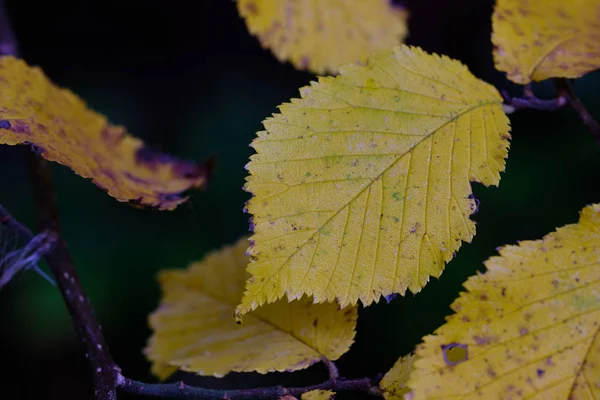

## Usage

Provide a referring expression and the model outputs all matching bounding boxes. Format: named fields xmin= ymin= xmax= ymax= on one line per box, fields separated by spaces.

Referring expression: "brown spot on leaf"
xmin=519 ymin=327 xmax=529 ymax=336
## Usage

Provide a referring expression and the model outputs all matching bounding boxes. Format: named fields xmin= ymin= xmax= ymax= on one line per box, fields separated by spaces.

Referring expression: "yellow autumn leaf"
xmin=408 ymin=203 xmax=600 ymax=399
xmin=150 ymin=362 xmax=177 ymax=381
xmin=380 ymin=355 xmax=414 ymax=400
xmin=0 ymin=56 xmax=207 ymax=210
xmin=237 ymin=0 xmax=408 ymax=74
xmin=492 ymin=0 xmax=600 ymax=84
xmin=145 ymin=237 xmax=357 ymax=378
xmin=237 ymin=45 xmax=511 ymax=318
xmin=302 ymin=389 xmax=335 ymax=400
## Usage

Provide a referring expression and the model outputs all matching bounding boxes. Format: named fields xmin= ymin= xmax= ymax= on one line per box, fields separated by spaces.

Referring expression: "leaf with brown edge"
xmin=0 ymin=56 xmax=208 ymax=210
xmin=145 ymin=237 xmax=357 ymax=378
xmin=238 ymin=0 xmax=408 ymax=74
xmin=492 ymin=0 xmax=600 ymax=84
xmin=408 ymin=204 xmax=600 ymax=399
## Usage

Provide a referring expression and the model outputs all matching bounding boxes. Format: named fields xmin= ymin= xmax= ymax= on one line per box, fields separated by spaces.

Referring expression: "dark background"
xmin=0 ymin=1 xmax=599 ymax=399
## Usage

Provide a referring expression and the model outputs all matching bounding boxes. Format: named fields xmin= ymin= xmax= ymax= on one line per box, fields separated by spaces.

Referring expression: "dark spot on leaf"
xmin=12 ymin=120 xmax=31 ymax=134
xmin=473 ymin=335 xmax=497 ymax=345
xmin=244 ymin=1 xmax=258 ymax=15
xmin=536 ymin=368 xmax=545 ymax=377
xmin=519 ymin=327 xmax=529 ymax=336
xmin=0 ymin=120 xmax=10 ymax=129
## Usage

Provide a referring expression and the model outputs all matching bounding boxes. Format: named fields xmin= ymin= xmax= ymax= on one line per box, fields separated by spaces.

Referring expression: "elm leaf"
xmin=237 ymin=45 xmax=511 ymax=318
xmin=492 ymin=0 xmax=600 ymax=84
xmin=408 ymin=204 xmax=600 ymax=399
xmin=238 ymin=0 xmax=408 ymax=74
xmin=145 ymin=237 xmax=357 ymax=378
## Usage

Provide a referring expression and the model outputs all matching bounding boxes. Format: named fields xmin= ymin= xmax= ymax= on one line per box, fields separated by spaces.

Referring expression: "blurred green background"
xmin=0 ymin=0 xmax=599 ymax=399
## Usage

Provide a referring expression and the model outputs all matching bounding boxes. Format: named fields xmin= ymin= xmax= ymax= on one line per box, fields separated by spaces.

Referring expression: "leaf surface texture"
xmin=408 ymin=204 xmax=600 ymax=399
xmin=492 ymin=0 xmax=600 ymax=84
xmin=146 ymin=238 xmax=357 ymax=377
xmin=238 ymin=45 xmax=511 ymax=317
xmin=238 ymin=0 xmax=408 ymax=74
xmin=0 ymin=56 xmax=206 ymax=210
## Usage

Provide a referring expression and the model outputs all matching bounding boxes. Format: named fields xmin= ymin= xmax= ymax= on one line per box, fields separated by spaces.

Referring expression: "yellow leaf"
xmin=0 ymin=56 xmax=207 ymax=210
xmin=408 ymin=204 xmax=600 ymax=399
xmin=237 ymin=0 xmax=408 ymax=74
xmin=145 ymin=237 xmax=357 ymax=378
xmin=492 ymin=0 xmax=600 ymax=84
xmin=302 ymin=389 xmax=335 ymax=399
xmin=150 ymin=362 xmax=178 ymax=381
xmin=237 ymin=45 xmax=511 ymax=318
xmin=380 ymin=355 xmax=415 ymax=400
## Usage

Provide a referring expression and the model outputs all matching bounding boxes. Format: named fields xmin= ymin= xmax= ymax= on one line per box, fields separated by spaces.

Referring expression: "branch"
xmin=27 ymin=154 xmax=120 ymax=400
xmin=118 ymin=376 xmax=380 ymax=399
xmin=501 ymin=86 xmax=567 ymax=113
xmin=554 ymin=78 xmax=600 ymax=147
xmin=501 ymin=80 xmax=600 ymax=147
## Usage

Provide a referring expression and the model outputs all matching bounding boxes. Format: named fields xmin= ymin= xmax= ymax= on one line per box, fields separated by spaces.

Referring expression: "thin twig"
xmin=501 ymin=80 xmax=600 ymax=147
xmin=27 ymin=154 xmax=120 ymax=400
xmin=118 ymin=376 xmax=379 ymax=399
xmin=322 ymin=357 xmax=339 ymax=381
xmin=501 ymin=89 xmax=567 ymax=113
xmin=554 ymin=78 xmax=600 ymax=147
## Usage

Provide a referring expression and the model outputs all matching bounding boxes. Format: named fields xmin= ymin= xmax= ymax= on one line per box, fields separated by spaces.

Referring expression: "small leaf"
xmin=302 ymin=389 xmax=335 ymax=400
xmin=408 ymin=204 xmax=600 ymax=399
xmin=380 ymin=355 xmax=414 ymax=400
xmin=0 ymin=56 xmax=207 ymax=210
xmin=238 ymin=0 xmax=408 ymax=74
xmin=492 ymin=0 xmax=600 ymax=84
xmin=145 ymin=237 xmax=357 ymax=378
xmin=237 ymin=45 xmax=511 ymax=318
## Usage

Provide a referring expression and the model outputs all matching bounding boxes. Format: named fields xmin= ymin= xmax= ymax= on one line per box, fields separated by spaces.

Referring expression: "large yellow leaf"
xmin=492 ymin=0 xmax=600 ymax=84
xmin=145 ymin=237 xmax=357 ymax=378
xmin=408 ymin=204 xmax=600 ymax=399
xmin=0 ymin=56 xmax=207 ymax=210
xmin=237 ymin=0 xmax=408 ymax=74
xmin=237 ymin=45 xmax=511 ymax=318
xmin=380 ymin=355 xmax=414 ymax=400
